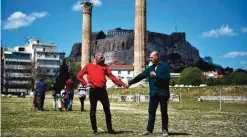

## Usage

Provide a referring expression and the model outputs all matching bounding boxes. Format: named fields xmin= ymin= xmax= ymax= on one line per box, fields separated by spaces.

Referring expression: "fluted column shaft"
xmin=81 ymin=2 xmax=93 ymax=68
xmin=134 ymin=0 xmax=146 ymax=76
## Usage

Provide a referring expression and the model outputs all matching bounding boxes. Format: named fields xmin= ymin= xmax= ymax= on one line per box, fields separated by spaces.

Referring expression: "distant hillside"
xmin=68 ymin=30 xmax=200 ymax=70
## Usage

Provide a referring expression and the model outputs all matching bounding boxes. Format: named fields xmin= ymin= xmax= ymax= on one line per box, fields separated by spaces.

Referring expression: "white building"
xmin=25 ymin=39 xmax=65 ymax=80
xmin=106 ymin=65 xmax=180 ymax=88
xmin=1 ymin=39 xmax=65 ymax=95
xmin=2 ymin=47 xmax=32 ymax=95
xmin=107 ymin=65 xmax=134 ymax=88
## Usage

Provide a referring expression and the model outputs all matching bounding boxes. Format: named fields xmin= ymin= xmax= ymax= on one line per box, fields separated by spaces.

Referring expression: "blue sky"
xmin=1 ymin=0 xmax=247 ymax=70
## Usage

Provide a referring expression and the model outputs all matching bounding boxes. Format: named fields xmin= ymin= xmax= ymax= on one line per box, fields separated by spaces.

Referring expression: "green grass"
xmin=1 ymin=86 xmax=247 ymax=137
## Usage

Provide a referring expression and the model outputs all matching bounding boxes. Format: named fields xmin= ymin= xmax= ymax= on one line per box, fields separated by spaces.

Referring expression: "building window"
xmin=128 ymin=71 xmax=131 ymax=75
xmin=54 ymin=55 xmax=56 ymax=58
xmin=43 ymin=48 xmax=45 ymax=52
xmin=47 ymin=69 xmax=49 ymax=73
xmin=118 ymin=71 xmax=121 ymax=74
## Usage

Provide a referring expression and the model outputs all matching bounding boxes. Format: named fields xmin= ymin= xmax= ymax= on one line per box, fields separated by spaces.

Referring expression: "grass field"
xmin=1 ymin=86 xmax=247 ymax=137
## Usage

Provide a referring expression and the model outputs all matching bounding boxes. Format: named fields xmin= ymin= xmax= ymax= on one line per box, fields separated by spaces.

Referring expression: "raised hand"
xmin=150 ymin=71 xmax=156 ymax=77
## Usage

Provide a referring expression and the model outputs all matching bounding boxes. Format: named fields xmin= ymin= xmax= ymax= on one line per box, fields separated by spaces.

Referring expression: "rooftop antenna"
xmin=175 ymin=25 xmax=178 ymax=32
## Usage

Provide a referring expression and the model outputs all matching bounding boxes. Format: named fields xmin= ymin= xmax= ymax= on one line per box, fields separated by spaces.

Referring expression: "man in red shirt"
xmin=77 ymin=52 xmax=128 ymax=134
xmin=65 ymin=76 xmax=74 ymax=111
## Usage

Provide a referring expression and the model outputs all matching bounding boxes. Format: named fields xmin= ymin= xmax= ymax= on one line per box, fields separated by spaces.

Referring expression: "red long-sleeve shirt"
xmin=65 ymin=79 xmax=73 ymax=92
xmin=77 ymin=63 xmax=125 ymax=88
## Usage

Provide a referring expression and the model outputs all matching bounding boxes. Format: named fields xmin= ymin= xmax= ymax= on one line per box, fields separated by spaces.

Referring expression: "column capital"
xmin=81 ymin=2 xmax=93 ymax=14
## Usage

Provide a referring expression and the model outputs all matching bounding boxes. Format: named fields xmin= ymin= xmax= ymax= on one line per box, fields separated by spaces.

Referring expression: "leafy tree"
xmin=96 ymin=30 xmax=106 ymax=40
xmin=44 ymin=79 xmax=53 ymax=91
xmin=69 ymin=62 xmax=81 ymax=88
xmin=179 ymin=67 xmax=202 ymax=86
xmin=226 ymin=72 xmax=247 ymax=85
xmin=195 ymin=58 xmax=215 ymax=71
xmin=235 ymin=68 xmax=247 ymax=74
xmin=55 ymin=59 xmax=70 ymax=92
xmin=224 ymin=66 xmax=233 ymax=75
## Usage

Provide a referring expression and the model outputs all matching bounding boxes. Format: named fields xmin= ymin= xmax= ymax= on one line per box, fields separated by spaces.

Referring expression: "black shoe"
xmin=108 ymin=129 xmax=117 ymax=134
xmin=59 ymin=108 xmax=63 ymax=112
xmin=93 ymin=130 xmax=98 ymax=135
xmin=81 ymin=109 xmax=86 ymax=112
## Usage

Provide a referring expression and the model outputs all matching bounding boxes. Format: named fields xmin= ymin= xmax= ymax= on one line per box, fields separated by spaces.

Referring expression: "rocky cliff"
xmin=68 ymin=31 xmax=200 ymax=70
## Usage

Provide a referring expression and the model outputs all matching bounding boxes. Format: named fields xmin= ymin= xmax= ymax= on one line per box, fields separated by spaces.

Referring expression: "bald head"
xmin=150 ymin=51 xmax=159 ymax=57
xmin=149 ymin=51 xmax=160 ymax=65
xmin=94 ymin=52 xmax=104 ymax=65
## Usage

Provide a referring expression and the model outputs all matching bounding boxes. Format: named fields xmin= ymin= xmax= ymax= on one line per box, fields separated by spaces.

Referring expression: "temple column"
xmin=81 ymin=2 xmax=93 ymax=68
xmin=134 ymin=0 xmax=146 ymax=76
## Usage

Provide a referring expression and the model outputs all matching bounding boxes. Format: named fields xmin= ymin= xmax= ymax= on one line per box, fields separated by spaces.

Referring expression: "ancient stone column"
xmin=134 ymin=0 xmax=146 ymax=76
xmin=81 ymin=2 xmax=93 ymax=68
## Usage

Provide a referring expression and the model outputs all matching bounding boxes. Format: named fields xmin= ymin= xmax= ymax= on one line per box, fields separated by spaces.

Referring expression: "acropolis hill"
xmin=68 ymin=28 xmax=200 ymax=70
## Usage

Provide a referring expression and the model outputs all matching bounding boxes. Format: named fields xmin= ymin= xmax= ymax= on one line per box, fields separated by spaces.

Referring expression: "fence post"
xmin=220 ymin=91 xmax=222 ymax=111
xmin=180 ymin=91 xmax=182 ymax=109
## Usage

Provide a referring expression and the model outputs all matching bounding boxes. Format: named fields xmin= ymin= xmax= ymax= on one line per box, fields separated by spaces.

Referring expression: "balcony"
xmin=5 ymin=58 xmax=31 ymax=62
xmin=5 ymin=73 xmax=32 ymax=78
xmin=5 ymin=65 xmax=32 ymax=70
xmin=38 ymin=65 xmax=60 ymax=68
xmin=8 ymin=81 xmax=31 ymax=85
xmin=37 ymin=57 xmax=60 ymax=61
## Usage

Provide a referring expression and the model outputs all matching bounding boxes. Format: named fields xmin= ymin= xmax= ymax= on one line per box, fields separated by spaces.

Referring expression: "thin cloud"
xmin=72 ymin=0 xmax=102 ymax=11
xmin=201 ymin=25 xmax=237 ymax=38
xmin=90 ymin=0 xmax=102 ymax=6
xmin=240 ymin=27 xmax=247 ymax=33
xmin=222 ymin=52 xmax=247 ymax=58
xmin=2 ymin=11 xmax=49 ymax=30
xmin=72 ymin=1 xmax=81 ymax=11
xmin=241 ymin=61 xmax=246 ymax=65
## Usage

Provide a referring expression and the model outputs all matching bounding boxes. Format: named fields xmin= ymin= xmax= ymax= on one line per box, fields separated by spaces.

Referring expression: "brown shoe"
xmin=139 ymin=131 xmax=152 ymax=136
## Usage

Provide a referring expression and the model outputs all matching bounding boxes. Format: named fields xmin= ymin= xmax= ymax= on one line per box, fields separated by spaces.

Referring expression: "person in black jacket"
xmin=128 ymin=51 xmax=170 ymax=136
xmin=52 ymin=78 xmax=63 ymax=111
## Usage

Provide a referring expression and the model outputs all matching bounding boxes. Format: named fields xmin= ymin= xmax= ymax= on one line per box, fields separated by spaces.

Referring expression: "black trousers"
xmin=147 ymin=94 xmax=169 ymax=132
xmin=79 ymin=97 xmax=86 ymax=110
xmin=37 ymin=93 xmax=45 ymax=110
xmin=89 ymin=88 xmax=112 ymax=131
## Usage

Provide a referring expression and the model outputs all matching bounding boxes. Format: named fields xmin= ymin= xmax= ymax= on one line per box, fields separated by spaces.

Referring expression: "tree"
xmin=195 ymin=58 xmax=215 ymax=71
xmin=55 ymin=59 xmax=70 ymax=92
xmin=224 ymin=66 xmax=233 ymax=75
xmin=69 ymin=62 xmax=81 ymax=88
xmin=179 ymin=67 xmax=203 ymax=86
xmin=225 ymin=71 xmax=247 ymax=85
xmin=96 ymin=30 xmax=106 ymax=40
xmin=235 ymin=68 xmax=247 ymax=74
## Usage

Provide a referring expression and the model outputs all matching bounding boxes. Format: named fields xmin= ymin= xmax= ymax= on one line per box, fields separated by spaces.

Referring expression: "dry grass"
xmin=1 ymin=86 xmax=247 ymax=137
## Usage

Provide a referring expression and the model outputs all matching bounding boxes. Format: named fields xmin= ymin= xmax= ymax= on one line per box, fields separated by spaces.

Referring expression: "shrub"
xmin=179 ymin=67 xmax=202 ymax=86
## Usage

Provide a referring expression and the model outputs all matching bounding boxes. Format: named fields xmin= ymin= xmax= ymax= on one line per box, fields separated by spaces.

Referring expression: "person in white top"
xmin=77 ymin=83 xmax=87 ymax=112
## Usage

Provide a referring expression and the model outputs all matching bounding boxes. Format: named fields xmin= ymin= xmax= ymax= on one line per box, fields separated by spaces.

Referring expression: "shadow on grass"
xmin=98 ymin=130 xmax=134 ymax=135
xmin=168 ymin=132 xmax=191 ymax=136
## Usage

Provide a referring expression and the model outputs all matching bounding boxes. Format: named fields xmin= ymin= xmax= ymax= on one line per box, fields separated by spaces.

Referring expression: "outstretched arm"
xmin=128 ymin=68 xmax=149 ymax=86
xmin=77 ymin=65 xmax=89 ymax=86
xmin=105 ymin=67 xmax=127 ymax=87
